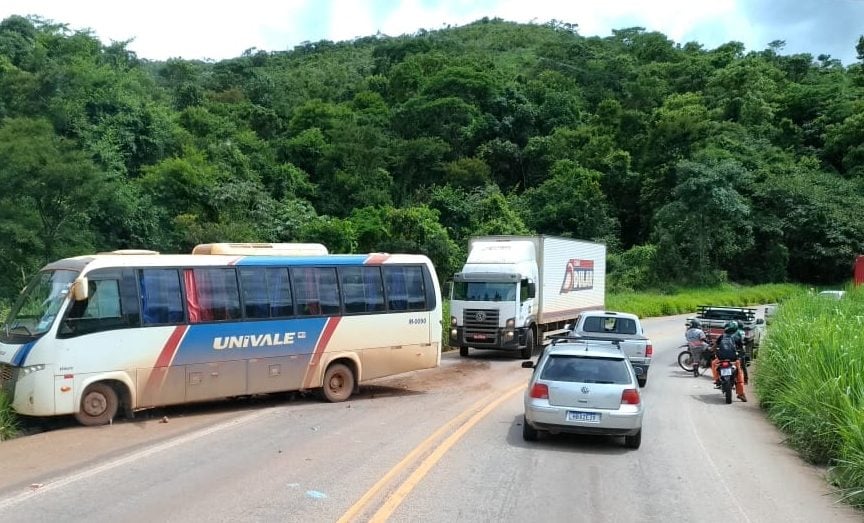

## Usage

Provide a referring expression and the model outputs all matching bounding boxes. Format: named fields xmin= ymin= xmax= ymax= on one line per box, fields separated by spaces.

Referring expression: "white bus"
xmin=0 ymin=244 xmax=442 ymax=425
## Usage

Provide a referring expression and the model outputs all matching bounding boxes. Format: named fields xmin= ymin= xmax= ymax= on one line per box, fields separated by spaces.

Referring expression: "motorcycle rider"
xmin=685 ymin=319 xmax=709 ymax=376
xmin=711 ymin=321 xmax=747 ymax=402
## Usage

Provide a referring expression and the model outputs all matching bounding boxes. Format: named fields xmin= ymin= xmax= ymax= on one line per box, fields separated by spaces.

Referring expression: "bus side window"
xmin=140 ymin=269 xmax=184 ymax=325
xmin=384 ymin=266 xmax=426 ymax=312
xmin=58 ymin=268 xmax=140 ymax=338
xmin=186 ymin=268 xmax=241 ymax=322
xmin=292 ymin=267 xmax=340 ymax=316
xmin=339 ymin=266 xmax=385 ymax=314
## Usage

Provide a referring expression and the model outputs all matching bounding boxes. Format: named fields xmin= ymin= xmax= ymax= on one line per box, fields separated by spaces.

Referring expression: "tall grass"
xmin=607 ymin=283 xmax=803 ymax=318
xmin=755 ymin=286 xmax=864 ymax=506
xmin=0 ymin=392 xmax=19 ymax=441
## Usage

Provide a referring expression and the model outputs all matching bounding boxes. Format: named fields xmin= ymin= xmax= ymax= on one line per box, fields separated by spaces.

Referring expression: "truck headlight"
xmin=21 ymin=364 xmax=46 ymax=375
xmin=451 ymin=316 xmax=457 ymax=326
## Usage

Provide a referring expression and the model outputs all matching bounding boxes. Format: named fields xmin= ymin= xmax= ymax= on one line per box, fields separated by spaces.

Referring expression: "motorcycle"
xmin=717 ymin=359 xmax=738 ymax=404
xmin=677 ymin=345 xmax=713 ymax=376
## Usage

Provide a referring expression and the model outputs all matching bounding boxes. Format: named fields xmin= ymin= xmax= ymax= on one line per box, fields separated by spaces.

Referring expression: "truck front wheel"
xmin=459 ymin=346 xmax=469 ymax=357
xmin=520 ymin=329 xmax=535 ymax=359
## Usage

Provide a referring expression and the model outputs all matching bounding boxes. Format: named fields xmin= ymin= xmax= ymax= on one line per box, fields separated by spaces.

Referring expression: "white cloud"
xmin=0 ymin=0 xmax=858 ymax=62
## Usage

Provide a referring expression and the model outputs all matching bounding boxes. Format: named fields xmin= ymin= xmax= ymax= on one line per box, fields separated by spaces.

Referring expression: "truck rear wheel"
xmin=520 ymin=330 xmax=535 ymax=359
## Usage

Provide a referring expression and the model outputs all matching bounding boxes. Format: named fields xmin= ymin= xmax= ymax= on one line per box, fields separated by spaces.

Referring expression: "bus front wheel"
xmin=75 ymin=382 xmax=119 ymax=426
xmin=321 ymin=363 xmax=355 ymax=403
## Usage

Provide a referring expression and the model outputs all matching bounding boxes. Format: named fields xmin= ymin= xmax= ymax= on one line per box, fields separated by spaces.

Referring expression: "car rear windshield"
xmin=541 ymin=355 xmax=631 ymax=384
xmin=581 ymin=316 xmax=638 ymax=335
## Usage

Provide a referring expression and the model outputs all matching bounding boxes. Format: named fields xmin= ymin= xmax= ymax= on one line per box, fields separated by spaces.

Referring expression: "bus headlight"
xmin=21 ymin=364 xmax=46 ymax=376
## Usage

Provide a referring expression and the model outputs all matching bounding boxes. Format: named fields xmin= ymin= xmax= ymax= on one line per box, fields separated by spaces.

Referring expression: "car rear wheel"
xmin=522 ymin=416 xmax=539 ymax=441
xmin=624 ymin=429 xmax=642 ymax=449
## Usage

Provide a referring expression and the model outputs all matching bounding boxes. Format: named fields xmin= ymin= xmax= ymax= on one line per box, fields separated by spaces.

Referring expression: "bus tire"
xmin=75 ymin=382 xmax=119 ymax=426
xmin=321 ymin=363 xmax=355 ymax=403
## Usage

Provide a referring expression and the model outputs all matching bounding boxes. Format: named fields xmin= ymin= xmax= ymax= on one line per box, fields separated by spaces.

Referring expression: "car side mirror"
xmin=521 ymin=361 xmax=535 ymax=369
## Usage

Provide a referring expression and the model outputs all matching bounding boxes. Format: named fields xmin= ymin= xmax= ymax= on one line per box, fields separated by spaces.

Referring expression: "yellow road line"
xmin=337 ymin=382 xmax=525 ymax=523
xmin=369 ymin=382 xmax=526 ymax=522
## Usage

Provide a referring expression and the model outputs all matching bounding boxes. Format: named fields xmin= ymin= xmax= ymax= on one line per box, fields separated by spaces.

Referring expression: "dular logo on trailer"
xmin=561 ymin=259 xmax=594 ymax=293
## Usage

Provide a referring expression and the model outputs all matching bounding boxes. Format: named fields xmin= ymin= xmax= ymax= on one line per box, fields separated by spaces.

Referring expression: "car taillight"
xmin=530 ymin=383 xmax=549 ymax=399
xmin=645 ymin=344 xmax=653 ymax=357
xmin=621 ymin=388 xmax=640 ymax=405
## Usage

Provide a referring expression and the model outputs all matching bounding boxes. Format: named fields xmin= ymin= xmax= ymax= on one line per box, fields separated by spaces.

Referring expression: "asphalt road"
xmin=0 ymin=311 xmax=859 ymax=522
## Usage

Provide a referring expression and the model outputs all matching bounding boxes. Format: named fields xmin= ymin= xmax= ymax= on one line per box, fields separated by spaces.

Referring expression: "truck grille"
xmin=0 ymin=363 xmax=16 ymax=397
xmin=463 ymin=309 xmax=499 ymax=343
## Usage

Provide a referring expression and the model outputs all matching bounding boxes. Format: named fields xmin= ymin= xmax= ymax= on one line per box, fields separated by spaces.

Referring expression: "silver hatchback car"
xmin=522 ymin=340 xmax=644 ymax=449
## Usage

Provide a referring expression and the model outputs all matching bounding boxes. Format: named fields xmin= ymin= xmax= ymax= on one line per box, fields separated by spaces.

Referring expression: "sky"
xmin=1 ymin=0 xmax=863 ymax=64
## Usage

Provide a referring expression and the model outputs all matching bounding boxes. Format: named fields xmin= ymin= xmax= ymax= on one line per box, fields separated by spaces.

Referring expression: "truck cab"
xmin=449 ymin=241 xmax=539 ymax=359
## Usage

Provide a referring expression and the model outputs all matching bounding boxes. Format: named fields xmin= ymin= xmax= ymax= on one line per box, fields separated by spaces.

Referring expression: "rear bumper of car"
xmin=524 ymin=403 xmax=643 ymax=436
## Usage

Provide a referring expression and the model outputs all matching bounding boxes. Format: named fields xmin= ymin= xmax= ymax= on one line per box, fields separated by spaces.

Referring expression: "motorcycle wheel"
xmin=677 ymin=348 xmax=694 ymax=372
xmin=723 ymin=381 xmax=733 ymax=404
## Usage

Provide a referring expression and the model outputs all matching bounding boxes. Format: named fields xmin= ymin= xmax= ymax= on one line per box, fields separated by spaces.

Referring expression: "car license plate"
xmin=720 ymin=367 xmax=733 ymax=376
xmin=566 ymin=411 xmax=600 ymax=423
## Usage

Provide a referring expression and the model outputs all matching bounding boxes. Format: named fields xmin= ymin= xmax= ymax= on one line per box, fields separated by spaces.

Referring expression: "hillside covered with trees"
xmin=1 ymin=15 xmax=863 ymax=300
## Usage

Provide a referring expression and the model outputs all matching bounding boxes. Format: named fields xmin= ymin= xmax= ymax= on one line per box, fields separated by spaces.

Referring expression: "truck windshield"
xmin=3 ymin=269 xmax=79 ymax=340
xmin=453 ymin=282 xmax=517 ymax=302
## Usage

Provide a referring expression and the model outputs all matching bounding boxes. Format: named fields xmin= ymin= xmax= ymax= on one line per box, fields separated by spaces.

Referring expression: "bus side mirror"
xmin=72 ymin=277 xmax=89 ymax=301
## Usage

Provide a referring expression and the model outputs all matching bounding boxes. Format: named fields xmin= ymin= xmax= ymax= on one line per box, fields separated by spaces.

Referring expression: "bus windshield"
xmin=452 ymin=282 xmax=516 ymax=302
xmin=3 ymin=270 xmax=79 ymax=339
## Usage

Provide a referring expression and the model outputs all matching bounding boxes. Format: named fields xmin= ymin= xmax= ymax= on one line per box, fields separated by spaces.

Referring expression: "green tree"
xmin=520 ymin=160 xmax=618 ymax=242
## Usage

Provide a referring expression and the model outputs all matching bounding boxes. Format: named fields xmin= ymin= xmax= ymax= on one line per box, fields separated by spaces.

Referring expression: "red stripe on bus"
xmin=364 ymin=253 xmax=391 ymax=265
xmin=304 ymin=317 xmax=342 ymax=388
xmin=153 ymin=325 xmax=188 ymax=368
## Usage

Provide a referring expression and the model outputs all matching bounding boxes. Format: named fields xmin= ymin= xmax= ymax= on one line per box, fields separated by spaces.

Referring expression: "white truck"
xmin=449 ymin=235 xmax=606 ymax=359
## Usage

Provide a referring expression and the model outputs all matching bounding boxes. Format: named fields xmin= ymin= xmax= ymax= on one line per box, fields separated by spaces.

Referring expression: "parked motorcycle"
xmin=677 ymin=345 xmax=713 ymax=376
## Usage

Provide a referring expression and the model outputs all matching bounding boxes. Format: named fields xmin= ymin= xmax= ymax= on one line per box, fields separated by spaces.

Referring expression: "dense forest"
xmin=1 ymin=15 xmax=863 ymax=301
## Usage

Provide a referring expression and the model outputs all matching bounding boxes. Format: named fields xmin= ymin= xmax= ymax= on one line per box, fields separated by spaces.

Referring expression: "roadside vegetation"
xmin=607 ymin=283 xmax=803 ymax=318
xmin=0 ymin=392 xmax=19 ymax=441
xmin=755 ymin=287 xmax=864 ymax=507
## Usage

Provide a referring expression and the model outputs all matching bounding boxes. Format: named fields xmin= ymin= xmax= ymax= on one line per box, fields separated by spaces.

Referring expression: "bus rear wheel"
xmin=75 ymin=382 xmax=119 ymax=426
xmin=321 ymin=363 xmax=355 ymax=403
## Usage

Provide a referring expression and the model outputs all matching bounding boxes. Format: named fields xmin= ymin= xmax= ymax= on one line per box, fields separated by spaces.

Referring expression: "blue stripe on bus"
xmin=234 ymin=255 xmax=369 ymax=266
xmin=10 ymin=341 xmax=36 ymax=367
xmin=172 ymin=318 xmax=330 ymax=365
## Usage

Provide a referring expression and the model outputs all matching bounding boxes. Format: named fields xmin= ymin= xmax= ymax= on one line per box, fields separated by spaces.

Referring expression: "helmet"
xmin=724 ymin=321 xmax=738 ymax=334
xmin=688 ymin=319 xmax=701 ymax=329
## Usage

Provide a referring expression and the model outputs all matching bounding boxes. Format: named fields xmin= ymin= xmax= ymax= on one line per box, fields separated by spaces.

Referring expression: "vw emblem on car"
xmin=581 ymin=386 xmax=590 ymax=394
xmin=475 ymin=311 xmax=486 ymax=321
